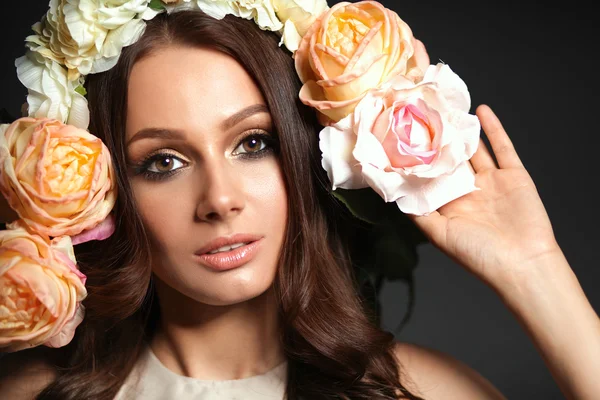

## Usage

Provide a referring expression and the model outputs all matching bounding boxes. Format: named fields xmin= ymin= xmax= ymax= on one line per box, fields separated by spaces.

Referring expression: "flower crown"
xmin=0 ymin=0 xmax=480 ymax=352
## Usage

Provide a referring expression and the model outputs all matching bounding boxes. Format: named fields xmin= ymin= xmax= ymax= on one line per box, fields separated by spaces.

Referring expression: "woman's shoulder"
xmin=392 ymin=341 xmax=507 ymax=400
xmin=0 ymin=348 xmax=59 ymax=400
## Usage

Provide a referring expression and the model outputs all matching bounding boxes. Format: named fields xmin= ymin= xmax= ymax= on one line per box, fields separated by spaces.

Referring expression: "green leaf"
xmin=386 ymin=206 xmax=429 ymax=245
xmin=149 ymin=0 xmax=166 ymax=11
xmin=332 ymin=187 xmax=429 ymax=245
xmin=332 ymin=188 xmax=392 ymax=225
xmin=74 ymin=85 xmax=87 ymax=96
xmin=335 ymin=187 xmax=429 ymax=323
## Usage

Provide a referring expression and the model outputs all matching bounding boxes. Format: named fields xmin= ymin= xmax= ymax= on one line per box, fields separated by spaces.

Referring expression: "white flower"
xmin=167 ymin=0 xmax=283 ymax=31
xmin=234 ymin=0 xmax=282 ymax=30
xmin=96 ymin=0 xmax=153 ymax=29
xmin=272 ymin=0 xmax=328 ymax=52
xmin=15 ymin=51 xmax=90 ymax=130
xmin=320 ymin=63 xmax=481 ymax=216
xmin=25 ymin=0 xmax=154 ymax=81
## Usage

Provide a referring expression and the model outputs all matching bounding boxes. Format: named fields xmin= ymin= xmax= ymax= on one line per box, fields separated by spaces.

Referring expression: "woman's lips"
xmin=194 ymin=238 xmax=263 ymax=271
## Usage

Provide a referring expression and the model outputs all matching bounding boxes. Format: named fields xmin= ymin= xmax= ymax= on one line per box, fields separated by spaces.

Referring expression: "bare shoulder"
xmin=393 ymin=341 xmax=508 ymax=400
xmin=0 ymin=348 xmax=59 ymax=400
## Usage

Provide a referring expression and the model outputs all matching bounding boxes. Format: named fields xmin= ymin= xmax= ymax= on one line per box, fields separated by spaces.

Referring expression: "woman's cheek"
xmin=131 ymin=174 xmax=197 ymax=244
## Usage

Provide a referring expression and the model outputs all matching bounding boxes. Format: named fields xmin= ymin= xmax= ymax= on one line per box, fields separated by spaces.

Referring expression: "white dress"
xmin=114 ymin=347 xmax=288 ymax=400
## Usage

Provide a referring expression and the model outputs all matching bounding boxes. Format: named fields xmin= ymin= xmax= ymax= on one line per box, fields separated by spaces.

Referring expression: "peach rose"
xmin=294 ymin=0 xmax=429 ymax=124
xmin=0 ymin=118 xmax=116 ymax=237
xmin=320 ymin=63 xmax=481 ymax=215
xmin=0 ymin=223 xmax=86 ymax=352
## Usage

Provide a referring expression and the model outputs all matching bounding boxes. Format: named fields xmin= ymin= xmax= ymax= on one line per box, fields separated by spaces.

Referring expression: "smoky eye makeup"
xmin=127 ymin=126 xmax=279 ymax=182
xmin=232 ymin=129 xmax=278 ymax=160
xmin=129 ymin=149 xmax=189 ymax=182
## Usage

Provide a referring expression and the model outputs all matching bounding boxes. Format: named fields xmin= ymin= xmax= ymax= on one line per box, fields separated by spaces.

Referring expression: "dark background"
xmin=1 ymin=2 xmax=598 ymax=399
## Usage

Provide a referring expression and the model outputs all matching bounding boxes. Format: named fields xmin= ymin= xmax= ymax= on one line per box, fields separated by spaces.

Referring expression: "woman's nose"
xmin=195 ymin=162 xmax=245 ymax=223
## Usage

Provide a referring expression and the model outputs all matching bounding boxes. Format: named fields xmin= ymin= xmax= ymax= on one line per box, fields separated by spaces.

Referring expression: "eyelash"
xmin=132 ymin=130 xmax=277 ymax=182
xmin=234 ymin=130 xmax=277 ymax=159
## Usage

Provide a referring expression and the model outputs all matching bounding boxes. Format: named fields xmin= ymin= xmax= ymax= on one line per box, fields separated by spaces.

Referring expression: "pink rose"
xmin=0 ymin=118 xmax=116 ymax=238
xmin=319 ymin=63 xmax=481 ymax=215
xmin=294 ymin=0 xmax=429 ymax=124
xmin=0 ymin=222 xmax=86 ymax=352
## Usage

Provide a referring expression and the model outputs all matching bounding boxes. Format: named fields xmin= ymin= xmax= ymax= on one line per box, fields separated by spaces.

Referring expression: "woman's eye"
xmin=233 ymin=135 xmax=268 ymax=155
xmin=147 ymin=155 xmax=185 ymax=173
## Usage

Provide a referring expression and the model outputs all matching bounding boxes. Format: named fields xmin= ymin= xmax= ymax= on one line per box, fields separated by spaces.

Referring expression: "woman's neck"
xmin=149 ymin=281 xmax=285 ymax=381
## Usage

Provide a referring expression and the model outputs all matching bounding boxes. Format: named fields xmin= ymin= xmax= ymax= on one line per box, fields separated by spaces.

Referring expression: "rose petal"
xmin=70 ymin=214 xmax=116 ymax=245
xmin=396 ymin=161 xmax=479 ymax=215
xmin=360 ymin=162 xmax=413 ymax=202
xmin=423 ymin=64 xmax=472 ymax=112
xmin=66 ymin=91 xmax=90 ymax=130
xmin=299 ymin=80 xmax=363 ymax=122
xmin=43 ymin=304 xmax=84 ymax=348
xmin=319 ymin=120 xmax=366 ymax=190
xmin=5 ymin=263 xmax=60 ymax=318
xmin=280 ymin=19 xmax=302 ymax=52
xmin=294 ymin=11 xmax=324 ymax=83
xmin=353 ymin=126 xmax=391 ymax=171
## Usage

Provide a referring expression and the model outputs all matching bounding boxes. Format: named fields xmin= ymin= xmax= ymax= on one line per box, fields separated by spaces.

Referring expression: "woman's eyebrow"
xmin=127 ymin=128 xmax=187 ymax=147
xmin=221 ymin=104 xmax=269 ymax=131
xmin=127 ymin=104 xmax=269 ymax=147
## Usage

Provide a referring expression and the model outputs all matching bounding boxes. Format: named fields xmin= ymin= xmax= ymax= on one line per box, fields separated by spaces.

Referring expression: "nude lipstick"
xmin=194 ymin=234 xmax=263 ymax=271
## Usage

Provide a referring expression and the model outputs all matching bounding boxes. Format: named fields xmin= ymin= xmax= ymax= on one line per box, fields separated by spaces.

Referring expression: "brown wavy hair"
xmin=35 ymin=10 xmax=424 ymax=400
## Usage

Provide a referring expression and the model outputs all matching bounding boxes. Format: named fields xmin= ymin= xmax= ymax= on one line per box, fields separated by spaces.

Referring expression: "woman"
xmin=0 ymin=2 xmax=598 ymax=400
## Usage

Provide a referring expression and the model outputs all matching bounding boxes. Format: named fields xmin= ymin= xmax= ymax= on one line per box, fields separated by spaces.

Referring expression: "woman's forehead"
xmin=126 ymin=46 xmax=266 ymax=138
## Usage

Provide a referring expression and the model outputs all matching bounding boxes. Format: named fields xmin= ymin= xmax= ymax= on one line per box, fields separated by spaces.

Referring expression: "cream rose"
xmin=0 ymin=118 xmax=117 ymax=237
xmin=272 ymin=0 xmax=329 ymax=52
xmin=0 ymin=223 xmax=86 ymax=353
xmin=233 ymin=0 xmax=283 ymax=30
xmin=96 ymin=0 xmax=155 ymax=29
xmin=163 ymin=0 xmax=231 ymax=18
xmin=16 ymin=51 xmax=89 ymax=130
xmin=294 ymin=0 xmax=429 ymax=124
xmin=320 ymin=63 xmax=481 ymax=215
xmin=25 ymin=0 xmax=154 ymax=81
xmin=166 ymin=0 xmax=283 ymax=31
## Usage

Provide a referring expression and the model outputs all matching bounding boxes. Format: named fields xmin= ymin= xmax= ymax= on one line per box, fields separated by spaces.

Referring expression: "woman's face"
xmin=125 ymin=45 xmax=288 ymax=306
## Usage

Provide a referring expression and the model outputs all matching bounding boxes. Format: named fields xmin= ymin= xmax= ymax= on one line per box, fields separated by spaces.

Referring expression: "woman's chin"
xmin=180 ymin=278 xmax=276 ymax=307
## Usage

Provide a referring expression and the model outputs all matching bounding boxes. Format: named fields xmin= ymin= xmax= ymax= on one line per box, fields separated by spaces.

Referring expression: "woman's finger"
xmin=407 ymin=210 xmax=447 ymax=246
xmin=469 ymin=138 xmax=497 ymax=173
xmin=476 ymin=104 xmax=524 ymax=169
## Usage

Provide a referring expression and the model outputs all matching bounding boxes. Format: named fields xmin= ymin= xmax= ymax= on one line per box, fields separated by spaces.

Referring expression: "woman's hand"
xmin=410 ymin=104 xmax=563 ymax=292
